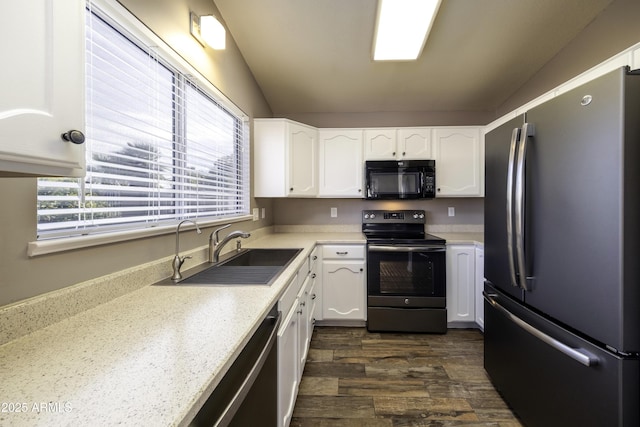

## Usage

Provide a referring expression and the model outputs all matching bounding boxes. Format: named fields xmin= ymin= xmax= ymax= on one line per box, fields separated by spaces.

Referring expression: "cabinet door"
xmin=278 ymin=304 xmax=299 ymax=427
xmin=0 ymin=0 xmax=85 ymax=177
xmin=288 ymin=123 xmax=318 ymax=196
xmin=322 ymin=261 xmax=366 ymax=320
xmin=318 ymin=129 xmax=363 ymax=197
xmin=398 ymin=128 xmax=433 ymax=159
xmin=297 ymin=276 xmax=311 ymax=379
xmin=474 ymin=246 xmax=485 ymax=330
xmin=433 ymin=128 xmax=483 ymax=196
xmin=446 ymin=245 xmax=476 ymax=322
xmin=364 ymin=129 xmax=397 ymax=160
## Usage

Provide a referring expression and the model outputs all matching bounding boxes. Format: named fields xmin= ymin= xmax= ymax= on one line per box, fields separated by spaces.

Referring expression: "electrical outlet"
xmin=448 ymin=207 xmax=455 ymax=217
xmin=253 ymin=208 xmax=259 ymax=221
xmin=261 ymin=208 xmax=266 ymax=219
xmin=330 ymin=207 xmax=338 ymax=218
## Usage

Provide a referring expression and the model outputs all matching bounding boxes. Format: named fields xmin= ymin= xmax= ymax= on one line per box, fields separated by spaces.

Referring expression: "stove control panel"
xmin=362 ymin=210 xmax=425 ymax=224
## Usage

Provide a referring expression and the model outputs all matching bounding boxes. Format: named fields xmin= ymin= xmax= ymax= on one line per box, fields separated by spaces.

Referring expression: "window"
xmin=37 ymin=3 xmax=249 ymax=240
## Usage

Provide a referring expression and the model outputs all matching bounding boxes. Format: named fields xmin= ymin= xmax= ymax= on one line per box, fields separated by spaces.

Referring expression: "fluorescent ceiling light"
xmin=373 ymin=0 xmax=442 ymax=61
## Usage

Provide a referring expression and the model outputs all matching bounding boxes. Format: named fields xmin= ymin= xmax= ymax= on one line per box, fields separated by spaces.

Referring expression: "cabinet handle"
xmin=358 ymin=189 xmax=362 ymax=192
xmin=311 ymin=294 xmax=316 ymax=300
xmin=360 ymin=268 xmax=364 ymax=272
xmin=300 ymin=301 xmax=306 ymax=307
xmin=437 ymin=188 xmax=441 ymax=192
xmin=311 ymin=273 xmax=317 ymax=279
xmin=290 ymin=187 xmax=294 ymax=191
xmin=61 ymin=130 xmax=85 ymax=145
xmin=336 ymin=251 xmax=348 ymax=255
xmin=392 ymin=151 xmax=396 ymax=156
xmin=312 ymin=256 xmax=318 ymax=261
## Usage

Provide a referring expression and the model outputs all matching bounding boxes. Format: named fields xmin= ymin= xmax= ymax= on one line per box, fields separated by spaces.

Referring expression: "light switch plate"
xmin=253 ymin=208 xmax=259 ymax=221
xmin=448 ymin=207 xmax=455 ymax=217
xmin=330 ymin=207 xmax=338 ymax=218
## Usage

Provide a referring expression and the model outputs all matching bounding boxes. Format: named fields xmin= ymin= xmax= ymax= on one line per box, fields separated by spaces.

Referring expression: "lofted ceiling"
xmin=214 ymin=0 xmax=614 ymax=116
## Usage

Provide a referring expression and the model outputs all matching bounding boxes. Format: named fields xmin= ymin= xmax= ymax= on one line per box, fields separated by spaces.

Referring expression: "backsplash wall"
xmin=271 ymin=198 xmax=483 ymax=230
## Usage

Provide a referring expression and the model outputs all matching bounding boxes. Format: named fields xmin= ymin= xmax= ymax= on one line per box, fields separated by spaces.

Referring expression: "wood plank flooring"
xmin=291 ymin=327 xmax=522 ymax=427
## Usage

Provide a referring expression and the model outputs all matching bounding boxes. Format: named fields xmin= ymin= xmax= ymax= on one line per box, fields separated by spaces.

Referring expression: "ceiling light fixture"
xmin=373 ymin=0 xmax=441 ymax=61
xmin=190 ymin=12 xmax=226 ymax=50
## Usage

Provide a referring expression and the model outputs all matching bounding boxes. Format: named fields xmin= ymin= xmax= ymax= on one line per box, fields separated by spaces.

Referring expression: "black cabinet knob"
xmin=61 ymin=130 xmax=85 ymax=145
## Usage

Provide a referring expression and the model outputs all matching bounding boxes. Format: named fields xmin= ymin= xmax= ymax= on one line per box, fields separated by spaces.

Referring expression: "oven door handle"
xmin=368 ymin=245 xmax=445 ymax=252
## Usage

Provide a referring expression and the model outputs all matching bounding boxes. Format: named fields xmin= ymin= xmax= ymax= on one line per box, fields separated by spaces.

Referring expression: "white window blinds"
xmin=37 ymin=4 xmax=249 ymax=239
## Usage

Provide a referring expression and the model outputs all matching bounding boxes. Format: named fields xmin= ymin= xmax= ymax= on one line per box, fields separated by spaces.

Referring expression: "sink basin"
xmin=175 ymin=248 xmax=302 ymax=286
xmin=221 ymin=248 xmax=302 ymax=267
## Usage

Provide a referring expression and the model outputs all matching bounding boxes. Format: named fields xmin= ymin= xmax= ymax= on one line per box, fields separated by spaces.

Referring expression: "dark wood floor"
xmin=291 ymin=326 xmax=522 ymax=427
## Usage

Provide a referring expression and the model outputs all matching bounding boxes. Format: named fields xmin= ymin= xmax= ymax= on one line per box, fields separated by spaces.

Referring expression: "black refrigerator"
xmin=484 ymin=66 xmax=640 ymax=426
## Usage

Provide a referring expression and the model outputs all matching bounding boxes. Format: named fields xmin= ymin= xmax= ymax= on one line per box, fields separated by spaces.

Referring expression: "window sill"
xmin=27 ymin=215 xmax=254 ymax=257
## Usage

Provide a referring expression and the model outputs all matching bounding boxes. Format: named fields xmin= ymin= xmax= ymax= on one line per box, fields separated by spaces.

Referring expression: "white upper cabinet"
xmin=363 ymin=129 xmax=397 ymax=160
xmin=254 ymin=119 xmax=318 ymax=197
xmin=397 ymin=128 xmax=433 ymax=159
xmin=433 ymin=127 xmax=483 ymax=197
xmin=364 ymin=128 xmax=433 ymax=160
xmin=0 ymin=0 xmax=86 ymax=177
xmin=318 ymin=129 xmax=363 ymax=197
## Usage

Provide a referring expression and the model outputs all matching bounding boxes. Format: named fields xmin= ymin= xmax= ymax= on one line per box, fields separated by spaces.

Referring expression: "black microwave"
xmin=365 ymin=160 xmax=436 ymax=200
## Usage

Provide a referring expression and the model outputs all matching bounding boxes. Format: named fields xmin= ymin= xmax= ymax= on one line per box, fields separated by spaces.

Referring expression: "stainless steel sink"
xmin=167 ymin=248 xmax=302 ymax=286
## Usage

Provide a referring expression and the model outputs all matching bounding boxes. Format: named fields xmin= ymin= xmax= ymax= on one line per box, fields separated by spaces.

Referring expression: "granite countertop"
xmin=432 ymin=232 xmax=484 ymax=246
xmin=0 ymin=232 xmax=365 ymax=427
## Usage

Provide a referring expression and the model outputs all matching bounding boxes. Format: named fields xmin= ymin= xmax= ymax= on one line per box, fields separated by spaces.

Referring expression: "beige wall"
xmin=2 ymin=0 xmax=639 ymax=307
xmin=497 ymin=0 xmax=640 ymax=116
xmin=271 ymin=198 xmax=484 ymax=228
xmin=0 ymin=0 xmax=273 ymax=306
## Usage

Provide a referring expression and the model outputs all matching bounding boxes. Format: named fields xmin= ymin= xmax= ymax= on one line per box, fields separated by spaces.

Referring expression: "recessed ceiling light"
xmin=373 ymin=0 xmax=442 ymax=61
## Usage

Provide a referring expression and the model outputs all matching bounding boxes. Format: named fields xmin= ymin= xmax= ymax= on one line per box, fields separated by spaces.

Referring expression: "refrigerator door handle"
xmin=483 ymin=291 xmax=598 ymax=367
xmin=514 ymin=123 xmax=534 ymax=291
xmin=506 ymin=127 xmax=520 ymax=288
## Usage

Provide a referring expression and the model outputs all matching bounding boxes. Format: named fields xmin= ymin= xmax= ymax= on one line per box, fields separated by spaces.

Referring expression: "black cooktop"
xmin=362 ymin=210 xmax=446 ymax=245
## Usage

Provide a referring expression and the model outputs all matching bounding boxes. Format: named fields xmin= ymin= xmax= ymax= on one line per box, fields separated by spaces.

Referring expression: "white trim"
xmin=28 ymin=214 xmax=253 ymax=257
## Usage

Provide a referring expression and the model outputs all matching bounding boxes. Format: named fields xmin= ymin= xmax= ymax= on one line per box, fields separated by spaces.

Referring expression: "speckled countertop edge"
xmin=0 ymin=231 xmax=366 ymax=427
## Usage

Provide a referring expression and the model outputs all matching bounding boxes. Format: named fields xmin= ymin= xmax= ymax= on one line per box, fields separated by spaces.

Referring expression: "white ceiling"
xmin=214 ymin=0 xmax=613 ymax=116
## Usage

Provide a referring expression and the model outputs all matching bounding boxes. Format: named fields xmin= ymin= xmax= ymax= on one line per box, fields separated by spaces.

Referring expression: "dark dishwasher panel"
xmin=484 ymin=285 xmax=640 ymax=427
xmin=189 ymin=304 xmax=280 ymax=427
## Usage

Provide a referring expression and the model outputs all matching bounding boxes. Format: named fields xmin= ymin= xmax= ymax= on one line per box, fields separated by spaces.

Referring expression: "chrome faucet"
xmin=171 ymin=219 xmax=202 ymax=281
xmin=209 ymin=224 xmax=251 ymax=263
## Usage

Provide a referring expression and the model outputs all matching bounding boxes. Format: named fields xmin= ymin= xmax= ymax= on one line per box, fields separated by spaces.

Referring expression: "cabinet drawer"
xmin=322 ymin=245 xmax=365 ymax=259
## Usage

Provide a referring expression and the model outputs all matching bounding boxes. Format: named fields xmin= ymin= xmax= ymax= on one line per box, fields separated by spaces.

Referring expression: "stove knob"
xmin=370 ymin=213 xmax=376 ymax=219
xmin=404 ymin=298 xmax=410 ymax=305
xmin=419 ymin=213 xmax=424 ymax=219
xmin=364 ymin=213 xmax=370 ymax=219
xmin=413 ymin=213 xmax=418 ymax=219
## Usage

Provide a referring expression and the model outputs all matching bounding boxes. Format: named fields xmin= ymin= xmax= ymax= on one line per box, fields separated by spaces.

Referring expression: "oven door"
xmin=367 ymin=244 xmax=446 ymax=308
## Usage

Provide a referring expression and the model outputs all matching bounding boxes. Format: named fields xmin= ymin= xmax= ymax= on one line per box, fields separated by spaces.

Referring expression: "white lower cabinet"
xmin=474 ymin=245 xmax=485 ymax=330
xmin=277 ymin=301 xmax=299 ymax=427
xmin=297 ymin=275 xmax=312 ymax=375
xmin=446 ymin=244 xmax=476 ymax=323
xmin=321 ymin=245 xmax=366 ymax=321
xmin=277 ymin=248 xmax=318 ymax=427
